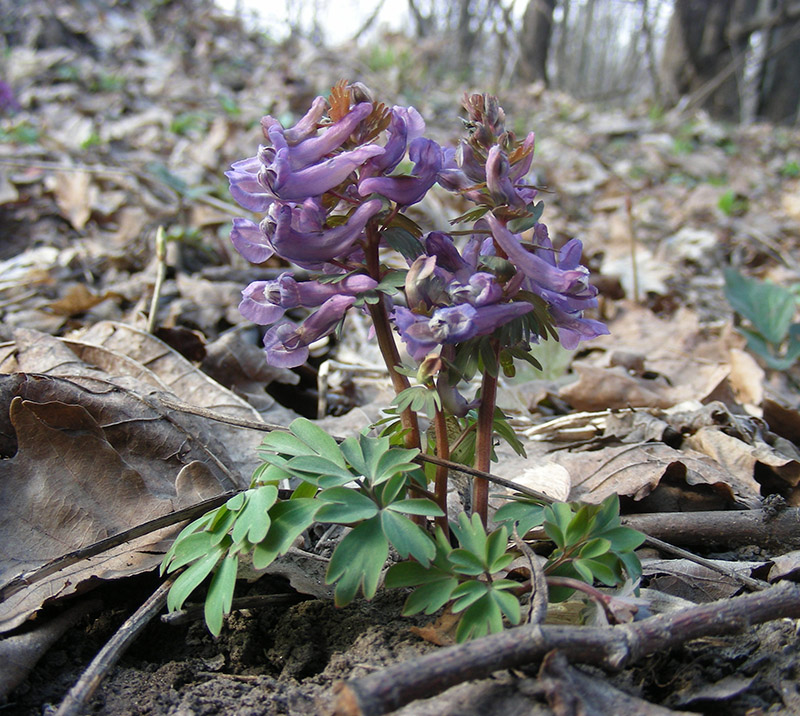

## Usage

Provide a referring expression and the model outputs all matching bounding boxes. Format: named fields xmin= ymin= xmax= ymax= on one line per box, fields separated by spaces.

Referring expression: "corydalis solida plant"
xmin=162 ymin=83 xmax=639 ymax=641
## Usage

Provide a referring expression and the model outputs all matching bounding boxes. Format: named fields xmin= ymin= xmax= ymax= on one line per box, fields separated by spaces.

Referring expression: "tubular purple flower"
xmin=226 ymin=155 xmax=274 ymax=212
xmin=509 ymin=132 xmax=536 ymax=182
xmin=265 ymin=102 xmax=374 ymax=170
xmin=486 ymin=146 xmax=527 ymax=210
xmin=261 ymin=96 xmax=327 ymax=145
xmin=486 ymin=213 xmax=590 ymax=295
xmin=436 ymin=148 xmax=484 ymax=204
xmin=267 ymin=144 xmax=384 ymax=201
xmin=361 ymin=106 xmax=426 ymax=179
xmin=424 ymin=231 xmax=472 ymax=278
xmin=456 ymin=141 xmax=486 ymax=183
xmin=549 ymin=307 xmax=609 ymax=350
xmin=230 ymin=218 xmax=274 ymax=264
xmin=262 ymin=294 xmax=357 ymax=368
xmin=239 ymin=272 xmax=378 ymax=325
xmin=266 ymin=199 xmax=382 ymax=267
xmin=392 ymin=302 xmax=534 ymax=360
xmin=358 ymin=137 xmax=443 ymax=206
xmin=448 ymin=272 xmax=503 ymax=307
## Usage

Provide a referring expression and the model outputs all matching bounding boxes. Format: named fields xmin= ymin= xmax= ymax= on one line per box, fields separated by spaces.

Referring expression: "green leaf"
xmin=485 ymin=526 xmax=509 ymax=568
xmin=450 ymin=580 xmax=488 ymax=612
xmin=326 ymin=517 xmax=389 ymax=606
xmin=507 ymin=201 xmax=545 ymax=233
xmin=339 ymin=436 xmax=368 ymax=476
xmin=386 ymin=498 xmax=443 ymax=516
xmin=384 ymin=560 xmax=444 ymax=588
xmin=258 ymin=431 xmax=311 ymax=457
xmin=317 ymin=486 xmax=379 ymax=523
xmin=449 ymin=549 xmax=486 ymax=576
xmin=381 ymin=510 xmax=435 ymax=564
xmin=450 ymin=512 xmax=487 ymax=557
xmin=291 ymin=480 xmax=318 ymax=499
xmin=374 ymin=447 xmax=420 ymax=482
xmin=724 ymin=268 xmax=796 ymax=346
xmin=290 ymin=418 xmax=346 ymax=466
xmin=493 ymin=500 xmax=546 ymax=536
xmin=579 ymin=537 xmax=611 ymax=559
xmin=491 ymin=586 xmax=522 ymax=625
xmin=581 ymin=556 xmax=620 ymax=586
xmin=565 ymin=505 xmax=591 ymax=546
xmin=599 ymin=526 xmax=646 ymax=552
xmin=252 ymin=499 xmax=319 ymax=570
xmin=167 ymin=541 xmax=226 ymax=612
xmin=284 ymin=455 xmax=355 ymax=486
xmin=383 ymin=226 xmax=425 ymax=261
xmin=204 ymin=553 xmax=238 ymax=636
xmin=401 ymin=577 xmax=459 ymax=615
xmin=231 ymin=485 xmax=278 ymax=545
xmin=163 ymin=531 xmax=214 ymax=573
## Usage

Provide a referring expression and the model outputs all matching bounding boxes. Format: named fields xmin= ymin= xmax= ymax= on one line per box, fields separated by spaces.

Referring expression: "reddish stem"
xmin=432 ymin=405 xmax=451 ymax=538
xmin=472 ymin=343 xmax=499 ymax=525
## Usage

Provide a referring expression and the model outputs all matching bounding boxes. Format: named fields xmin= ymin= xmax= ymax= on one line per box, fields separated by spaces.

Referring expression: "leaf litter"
xmin=2 ymin=0 xmax=800 ymax=713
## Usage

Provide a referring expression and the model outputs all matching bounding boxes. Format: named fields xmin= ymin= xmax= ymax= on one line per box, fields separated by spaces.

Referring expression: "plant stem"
xmin=432 ymin=405 xmax=450 ymax=537
xmin=364 ymin=220 xmax=421 ymax=451
xmin=472 ymin=343 xmax=499 ymax=525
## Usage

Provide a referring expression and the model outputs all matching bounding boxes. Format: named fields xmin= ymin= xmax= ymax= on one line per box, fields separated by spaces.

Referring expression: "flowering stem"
xmin=364 ymin=221 xmax=421 ymax=451
xmin=432 ymin=404 xmax=451 ymax=537
xmin=472 ymin=342 xmax=499 ymax=525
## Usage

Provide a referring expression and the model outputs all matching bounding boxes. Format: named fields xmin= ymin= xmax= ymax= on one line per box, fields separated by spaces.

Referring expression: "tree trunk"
xmin=758 ymin=11 xmax=800 ymax=123
xmin=660 ymin=0 xmax=757 ymax=120
xmin=516 ymin=0 xmax=556 ymax=85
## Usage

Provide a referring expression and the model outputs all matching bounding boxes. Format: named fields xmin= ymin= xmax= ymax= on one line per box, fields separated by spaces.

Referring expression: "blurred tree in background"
xmin=266 ymin=0 xmax=800 ymax=125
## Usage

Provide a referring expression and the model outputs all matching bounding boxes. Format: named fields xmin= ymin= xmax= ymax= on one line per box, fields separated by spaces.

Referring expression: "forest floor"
xmin=3 ymin=0 xmax=800 ymax=714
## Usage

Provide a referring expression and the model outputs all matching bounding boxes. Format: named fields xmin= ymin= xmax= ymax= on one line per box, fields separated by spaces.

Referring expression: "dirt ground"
xmin=4 ymin=570 xmax=800 ymax=716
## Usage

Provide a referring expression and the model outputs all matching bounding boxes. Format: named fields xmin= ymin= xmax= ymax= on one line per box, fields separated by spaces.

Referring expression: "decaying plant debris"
xmin=3 ymin=0 xmax=800 ymax=714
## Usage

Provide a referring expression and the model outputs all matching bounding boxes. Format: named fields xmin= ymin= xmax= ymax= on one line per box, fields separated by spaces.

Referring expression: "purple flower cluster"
xmin=226 ymin=85 xmax=606 ymax=372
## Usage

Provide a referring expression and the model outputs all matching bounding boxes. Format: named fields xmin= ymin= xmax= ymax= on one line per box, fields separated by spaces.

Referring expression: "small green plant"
xmin=718 ymin=189 xmax=749 ymax=217
xmin=161 ymin=83 xmax=643 ymax=641
xmin=724 ymin=268 xmax=800 ymax=370
xmin=0 ymin=121 xmax=39 ymax=145
xmin=780 ymin=160 xmax=800 ymax=178
xmin=80 ymin=131 xmax=102 ymax=150
xmin=170 ymin=112 xmax=210 ymax=137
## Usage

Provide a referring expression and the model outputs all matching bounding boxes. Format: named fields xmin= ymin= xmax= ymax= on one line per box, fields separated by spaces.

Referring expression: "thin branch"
xmin=332 ymin=581 xmax=800 ymax=716
xmin=55 ymin=577 xmax=174 ymax=716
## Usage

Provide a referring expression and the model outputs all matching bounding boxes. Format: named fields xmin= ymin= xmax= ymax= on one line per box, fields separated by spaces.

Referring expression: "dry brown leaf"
xmin=560 ymin=363 xmax=674 ymax=411
xmin=0 ymin=385 xmax=230 ymax=632
xmin=47 ymin=170 xmax=98 ymax=230
xmin=641 ymin=558 xmax=763 ymax=602
xmin=46 ymin=283 xmax=110 ymax=316
xmin=562 ymin=442 xmax=748 ymax=507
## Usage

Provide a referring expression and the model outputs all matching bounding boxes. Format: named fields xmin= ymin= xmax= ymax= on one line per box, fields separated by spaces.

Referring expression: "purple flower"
xmin=226 ymin=155 xmax=274 ymax=213
xmin=436 ymin=148 xmax=484 ymax=204
xmin=263 ymin=294 xmax=356 ymax=368
xmin=264 ymin=198 xmax=382 ymax=269
xmin=262 ymin=96 xmax=327 ymax=145
xmin=264 ymin=102 xmax=374 ymax=170
xmin=486 ymin=213 xmax=607 ymax=347
xmin=447 ymin=272 xmax=503 ymax=307
xmin=392 ymin=302 xmax=534 ymax=360
xmin=486 ymin=146 xmax=535 ymax=210
xmin=266 ymin=144 xmax=384 ymax=201
xmin=0 ymin=81 xmax=20 ymax=114
xmin=359 ymin=137 xmax=443 ymax=206
xmin=361 ymin=106 xmax=425 ymax=179
xmin=230 ymin=218 xmax=274 ymax=264
xmin=240 ymin=272 xmax=377 ymax=325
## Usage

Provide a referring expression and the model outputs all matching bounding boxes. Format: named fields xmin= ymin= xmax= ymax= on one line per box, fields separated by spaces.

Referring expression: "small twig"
xmin=146 ymin=226 xmax=167 ymax=334
xmin=331 ymin=581 xmax=800 ymax=716
xmin=642 ymin=534 xmax=768 ymax=592
xmin=55 ymin=577 xmax=174 ymax=716
xmin=622 ymin=507 xmax=800 ymax=551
